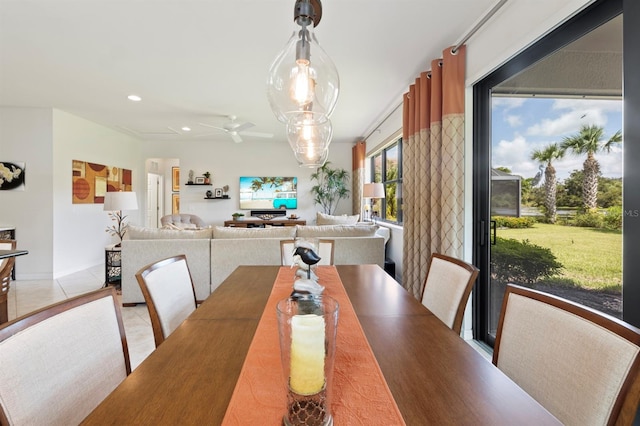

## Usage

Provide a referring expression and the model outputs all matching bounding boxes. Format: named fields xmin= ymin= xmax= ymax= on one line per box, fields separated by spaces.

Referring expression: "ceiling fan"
xmin=198 ymin=115 xmax=274 ymax=143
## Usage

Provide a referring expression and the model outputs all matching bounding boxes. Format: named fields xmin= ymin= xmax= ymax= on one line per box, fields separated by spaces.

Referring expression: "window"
xmin=370 ymin=138 xmax=403 ymax=224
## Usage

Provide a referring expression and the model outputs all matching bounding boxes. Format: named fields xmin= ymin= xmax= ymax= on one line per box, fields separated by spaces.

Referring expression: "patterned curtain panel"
xmin=352 ymin=141 xmax=366 ymax=218
xmin=402 ymin=46 xmax=466 ymax=299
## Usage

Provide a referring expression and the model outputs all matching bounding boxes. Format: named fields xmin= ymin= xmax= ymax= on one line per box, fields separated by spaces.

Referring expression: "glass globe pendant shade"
xmin=267 ymin=24 xmax=339 ymax=123
xmin=286 ymin=112 xmax=332 ymax=167
xmin=294 ymin=146 xmax=329 ymax=168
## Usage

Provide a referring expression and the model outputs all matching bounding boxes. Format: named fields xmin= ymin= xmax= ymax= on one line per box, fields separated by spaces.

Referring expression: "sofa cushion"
xmin=316 ymin=212 xmax=360 ymax=225
xmin=212 ymin=226 xmax=296 ymax=239
xmin=127 ymin=225 xmax=212 ymax=240
xmin=296 ymin=224 xmax=379 ymax=238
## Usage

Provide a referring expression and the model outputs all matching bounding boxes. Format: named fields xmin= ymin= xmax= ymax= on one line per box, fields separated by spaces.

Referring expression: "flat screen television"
xmin=239 ymin=176 xmax=298 ymax=210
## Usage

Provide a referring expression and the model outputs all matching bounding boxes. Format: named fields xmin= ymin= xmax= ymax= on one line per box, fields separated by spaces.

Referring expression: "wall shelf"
xmin=204 ymin=197 xmax=230 ymax=200
xmin=185 ymin=183 xmax=212 ymax=186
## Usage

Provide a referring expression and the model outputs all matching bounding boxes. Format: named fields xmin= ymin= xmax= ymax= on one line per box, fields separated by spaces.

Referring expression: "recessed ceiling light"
xmin=127 ymin=94 xmax=142 ymax=102
xmin=182 ymin=127 xmax=191 ymax=132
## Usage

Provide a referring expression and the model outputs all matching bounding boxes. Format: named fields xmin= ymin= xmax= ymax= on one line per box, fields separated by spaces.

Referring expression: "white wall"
xmin=0 ymin=107 xmax=54 ymax=279
xmin=52 ymin=110 xmax=144 ymax=278
xmin=140 ymin=138 xmax=354 ymax=226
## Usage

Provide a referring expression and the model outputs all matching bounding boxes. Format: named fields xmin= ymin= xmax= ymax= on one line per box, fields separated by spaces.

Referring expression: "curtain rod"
xmin=363 ymin=101 xmax=404 ymax=141
xmin=452 ymin=0 xmax=508 ymax=53
xmin=364 ymin=0 xmax=508 ymax=141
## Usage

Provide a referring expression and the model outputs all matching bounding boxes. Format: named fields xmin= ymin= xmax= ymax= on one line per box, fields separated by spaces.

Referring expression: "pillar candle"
xmin=290 ymin=314 xmax=325 ymax=395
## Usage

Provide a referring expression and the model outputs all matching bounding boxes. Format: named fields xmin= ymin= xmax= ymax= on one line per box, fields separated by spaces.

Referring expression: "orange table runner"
xmin=222 ymin=266 xmax=406 ymax=425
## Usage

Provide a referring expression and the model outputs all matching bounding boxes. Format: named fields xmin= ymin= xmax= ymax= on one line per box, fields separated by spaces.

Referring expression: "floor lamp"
xmin=363 ymin=183 xmax=385 ymax=222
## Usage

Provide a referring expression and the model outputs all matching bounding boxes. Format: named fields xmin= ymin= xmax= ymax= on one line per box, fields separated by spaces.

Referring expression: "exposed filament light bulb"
xmin=291 ymin=61 xmax=315 ymax=106
xmin=301 ymin=113 xmax=314 ymax=141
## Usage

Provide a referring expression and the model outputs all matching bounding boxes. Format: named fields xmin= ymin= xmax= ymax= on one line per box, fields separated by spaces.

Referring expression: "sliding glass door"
xmin=473 ymin=0 xmax=640 ymax=346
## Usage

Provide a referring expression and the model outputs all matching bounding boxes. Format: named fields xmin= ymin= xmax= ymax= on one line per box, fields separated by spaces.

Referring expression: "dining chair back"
xmin=0 ymin=287 xmax=130 ymax=425
xmin=493 ymin=284 xmax=640 ymax=426
xmin=0 ymin=239 xmax=17 ymax=324
xmin=136 ymin=254 xmax=197 ymax=347
xmin=420 ymin=253 xmax=479 ymax=334
xmin=280 ymin=238 xmax=335 ymax=267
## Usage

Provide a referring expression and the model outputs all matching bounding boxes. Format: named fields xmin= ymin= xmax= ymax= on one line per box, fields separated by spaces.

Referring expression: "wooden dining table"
xmin=82 ymin=264 xmax=560 ymax=425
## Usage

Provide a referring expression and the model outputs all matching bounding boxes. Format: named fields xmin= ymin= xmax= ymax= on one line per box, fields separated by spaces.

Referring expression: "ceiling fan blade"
xmin=240 ymin=131 xmax=274 ymax=138
xmin=229 ymin=132 xmax=243 ymax=143
xmin=198 ymin=122 xmax=227 ymax=132
xmin=232 ymin=122 xmax=255 ymax=133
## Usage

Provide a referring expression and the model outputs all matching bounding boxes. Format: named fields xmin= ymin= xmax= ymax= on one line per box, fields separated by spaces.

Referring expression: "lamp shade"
xmin=363 ymin=183 xmax=385 ymax=199
xmin=103 ymin=191 xmax=138 ymax=211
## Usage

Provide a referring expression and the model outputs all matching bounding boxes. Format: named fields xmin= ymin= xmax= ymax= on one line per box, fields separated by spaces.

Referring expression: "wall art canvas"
xmin=239 ymin=176 xmax=297 ymax=210
xmin=72 ymin=160 xmax=132 ymax=204
xmin=172 ymin=193 xmax=180 ymax=214
xmin=172 ymin=167 xmax=180 ymax=192
xmin=0 ymin=162 xmax=25 ymax=191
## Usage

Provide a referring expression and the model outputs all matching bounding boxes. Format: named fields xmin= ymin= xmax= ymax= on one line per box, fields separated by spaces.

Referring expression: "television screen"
xmin=239 ymin=177 xmax=298 ymax=210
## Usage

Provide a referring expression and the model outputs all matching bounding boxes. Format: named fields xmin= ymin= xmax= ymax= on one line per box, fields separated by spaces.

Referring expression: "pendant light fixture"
xmin=267 ymin=0 xmax=339 ymax=123
xmin=267 ymin=0 xmax=339 ymax=168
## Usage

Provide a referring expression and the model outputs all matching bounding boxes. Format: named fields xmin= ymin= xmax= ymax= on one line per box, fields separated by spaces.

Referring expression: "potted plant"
xmin=203 ymin=171 xmax=211 ymax=184
xmin=231 ymin=212 xmax=244 ymax=221
xmin=222 ymin=185 xmax=229 ymax=198
xmin=310 ymin=162 xmax=350 ymax=215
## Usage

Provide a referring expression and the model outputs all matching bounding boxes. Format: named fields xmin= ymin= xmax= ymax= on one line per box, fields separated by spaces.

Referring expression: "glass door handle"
xmin=490 ymin=220 xmax=497 ymax=245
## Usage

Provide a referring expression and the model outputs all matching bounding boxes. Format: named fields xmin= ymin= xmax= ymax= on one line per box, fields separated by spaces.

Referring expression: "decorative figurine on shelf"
xmin=291 ymin=242 xmax=324 ymax=296
xmin=203 ymin=171 xmax=211 ymax=184
xmin=222 ymin=185 xmax=229 ymax=198
xmin=206 ymin=190 xmax=213 ymax=199
xmin=188 ymin=170 xmax=194 ymax=184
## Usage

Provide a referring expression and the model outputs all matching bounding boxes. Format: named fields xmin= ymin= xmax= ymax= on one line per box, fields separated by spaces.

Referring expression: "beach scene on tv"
xmin=239 ymin=176 xmax=298 ymax=210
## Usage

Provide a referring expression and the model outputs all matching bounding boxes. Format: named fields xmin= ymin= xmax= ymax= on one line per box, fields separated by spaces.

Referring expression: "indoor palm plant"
xmin=310 ymin=162 xmax=350 ymax=215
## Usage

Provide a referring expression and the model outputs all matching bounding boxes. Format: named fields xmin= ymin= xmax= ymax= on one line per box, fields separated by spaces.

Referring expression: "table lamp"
xmin=363 ymin=183 xmax=385 ymax=222
xmin=104 ymin=191 xmax=138 ymax=246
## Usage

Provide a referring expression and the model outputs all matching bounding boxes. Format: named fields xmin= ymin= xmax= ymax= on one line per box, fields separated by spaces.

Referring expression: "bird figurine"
xmin=290 ymin=243 xmax=324 ymax=297
xmin=293 ymin=246 xmax=321 ymax=277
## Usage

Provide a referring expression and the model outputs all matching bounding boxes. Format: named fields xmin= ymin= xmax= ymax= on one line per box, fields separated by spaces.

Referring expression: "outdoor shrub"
xmin=492 ymin=216 xmax=536 ymax=229
xmin=491 ymin=237 xmax=563 ymax=285
xmin=571 ymin=211 xmax=604 ymax=228
xmin=603 ymin=206 xmax=622 ymax=231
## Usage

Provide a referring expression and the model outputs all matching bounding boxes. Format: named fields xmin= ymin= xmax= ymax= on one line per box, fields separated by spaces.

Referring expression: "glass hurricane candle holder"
xmin=276 ymin=294 xmax=339 ymax=426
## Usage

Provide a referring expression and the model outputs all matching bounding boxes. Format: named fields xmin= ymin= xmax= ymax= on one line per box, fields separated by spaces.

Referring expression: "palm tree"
xmin=531 ymin=143 xmax=565 ymax=223
xmin=561 ymin=124 xmax=622 ymax=211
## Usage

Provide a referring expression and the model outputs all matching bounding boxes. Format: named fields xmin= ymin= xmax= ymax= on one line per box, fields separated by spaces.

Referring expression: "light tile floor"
xmin=6 ymin=265 xmax=156 ymax=370
xmin=6 ymin=265 xmax=493 ymax=370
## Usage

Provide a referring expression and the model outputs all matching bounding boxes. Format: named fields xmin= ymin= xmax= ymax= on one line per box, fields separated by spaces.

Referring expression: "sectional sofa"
xmin=120 ymin=224 xmax=387 ymax=306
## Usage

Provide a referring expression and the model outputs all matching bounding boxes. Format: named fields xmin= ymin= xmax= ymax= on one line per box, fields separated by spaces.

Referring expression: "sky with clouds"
xmin=492 ymin=97 xmax=623 ymax=182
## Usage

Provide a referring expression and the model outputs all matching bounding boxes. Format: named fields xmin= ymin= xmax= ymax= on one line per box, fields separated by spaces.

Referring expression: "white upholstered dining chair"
xmin=136 ymin=254 xmax=198 ymax=347
xmin=280 ymin=238 xmax=335 ymax=266
xmin=420 ymin=253 xmax=479 ymax=335
xmin=0 ymin=287 xmax=130 ymax=425
xmin=0 ymin=239 xmax=17 ymax=324
xmin=493 ymin=284 xmax=640 ymax=426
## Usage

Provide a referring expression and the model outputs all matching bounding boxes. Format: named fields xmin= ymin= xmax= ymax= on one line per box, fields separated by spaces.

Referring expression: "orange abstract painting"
xmin=72 ymin=160 xmax=132 ymax=204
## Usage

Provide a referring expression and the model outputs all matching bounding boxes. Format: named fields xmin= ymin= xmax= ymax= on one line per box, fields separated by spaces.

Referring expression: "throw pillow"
xmin=316 ymin=212 xmax=360 ymax=225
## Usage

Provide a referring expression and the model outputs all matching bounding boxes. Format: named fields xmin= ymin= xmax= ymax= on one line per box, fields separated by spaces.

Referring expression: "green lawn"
xmin=497 ymin=223 xmax=622 ymax=292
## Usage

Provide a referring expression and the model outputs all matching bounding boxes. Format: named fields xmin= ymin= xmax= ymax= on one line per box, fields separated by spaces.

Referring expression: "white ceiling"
xmin=0 ymin=0 xmax=496 ymax=144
